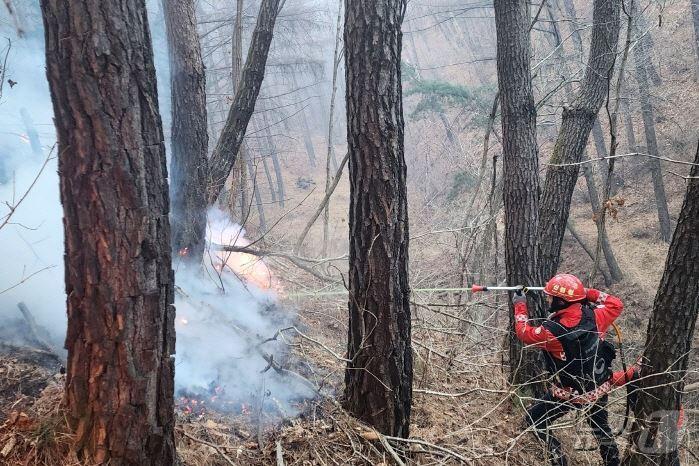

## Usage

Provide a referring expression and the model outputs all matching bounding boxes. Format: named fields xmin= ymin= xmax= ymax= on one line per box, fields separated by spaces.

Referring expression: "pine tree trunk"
xmin=493 ymin=0 xmax=546 ymax=387
xmin=538 ymin=0 xmax=620 ymax=281
xmin=40 ymin=0 xmax=176 ymax=463
xmin=343 ymin=0 xmax=412 ymax=438
xmin=623 ymin=143 xmax=699 ymax=466
xmin=207 ymin=0 xmax=281 ymax=204
xmin=632 ymin=24 xmax=672 ymax=242
xmin=162 ymin=0 xmax=209 ymax=266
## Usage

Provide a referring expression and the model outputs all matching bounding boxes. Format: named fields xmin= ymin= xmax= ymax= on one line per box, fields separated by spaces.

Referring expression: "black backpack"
xmin=541 ymin=302 xmax=616 ymax=392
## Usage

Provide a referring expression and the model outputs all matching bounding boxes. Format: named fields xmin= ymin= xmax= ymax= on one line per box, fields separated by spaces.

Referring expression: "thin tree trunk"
xmin=623 ymin=142 xmax=699 ymax=466
xmin=261 ymin=154 xmax=277 ymax=204
xmin=207 ymin=0 xmax=281 ymax=205
xmin=591 ymin=118 xmax=611 ymax=187
xmin=692 ymin=0 xmax=699 ymax=76
xmin=632 ymin=20 xmax=672 ymax=242
xmin=546 ymin=3 xmax=623 ymax=283
xmin=40 ymin=0 xmax=176 ymax=462
xmin=232 ymin=0 xmax=250 ymax=221
xmin=621 ymin=87 xmax=638 ymax=153
xmin=294 ymin=74 xmax=318 ymax=168
xmin=295 ymin=152 xmax=349 ymax=254
xmin=493 ymin=0 xmax=546 ymax=387
xmin=258 ymin=101 xmax=285 ymax=207
xmin=566 ymin=220 xmax=612 ymax=285
xmin=163 ymin=0 xmax=209 ymax=266
xmin=246 ymin=148 xmax=267 ymax=232
xmin=581 ymin=151 xmax=624 ymax=282
xmin=538 ymin=0 xmax=621 ymax=280
xmin=344 ymin=0 xmax=412 ymax=438
xmin=323 ymin=0 xmax=342 ymax=258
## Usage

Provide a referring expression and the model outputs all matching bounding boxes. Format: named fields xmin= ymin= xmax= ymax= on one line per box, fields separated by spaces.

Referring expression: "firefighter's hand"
xmin=512 ymin=290 xmax=527 ymax=306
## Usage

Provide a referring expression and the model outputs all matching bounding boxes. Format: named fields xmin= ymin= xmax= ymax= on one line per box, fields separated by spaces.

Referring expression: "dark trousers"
xmin=525 ymin=393 xmax=620 ymax=466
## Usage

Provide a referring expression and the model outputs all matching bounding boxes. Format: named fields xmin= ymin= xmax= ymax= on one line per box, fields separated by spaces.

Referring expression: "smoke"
xmin=173 ymin=208 xmax=314 ymax=415
xmin=0 ymin=29 xmax=66 ymax=346
xmin=0 ymin=1 xmax=314 ymax=418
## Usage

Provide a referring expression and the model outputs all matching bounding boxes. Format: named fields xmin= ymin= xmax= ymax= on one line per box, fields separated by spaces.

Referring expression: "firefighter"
xmin=512 ymin=273 xmax=636 ymax=466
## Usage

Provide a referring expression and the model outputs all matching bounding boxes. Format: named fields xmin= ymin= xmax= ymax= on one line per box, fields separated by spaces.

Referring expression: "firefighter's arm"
xmin=588 ymin=288 xmax=624 ymax=332
xmin=513 ymin=296 xmax=559 ymax=349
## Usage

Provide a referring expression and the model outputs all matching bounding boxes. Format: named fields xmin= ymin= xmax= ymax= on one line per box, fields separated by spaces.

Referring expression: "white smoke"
xmin=0 ymin=32 xmax=66 ymax=346
xmin=173 ymin=209 xmax=315 ymax=415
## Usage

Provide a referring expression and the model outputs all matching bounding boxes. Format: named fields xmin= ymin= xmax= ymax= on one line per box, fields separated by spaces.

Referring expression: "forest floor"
xmin=1 ymin=167 xmax=699 ymax=465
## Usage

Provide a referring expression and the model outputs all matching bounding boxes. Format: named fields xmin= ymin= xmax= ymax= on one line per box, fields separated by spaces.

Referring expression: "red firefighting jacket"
xmin=514 ymin=288 xmax=634 ymax=389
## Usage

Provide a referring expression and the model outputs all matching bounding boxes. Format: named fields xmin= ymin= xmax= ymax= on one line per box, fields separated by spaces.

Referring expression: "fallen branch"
xmin=214 ymin=243 xmax=343 ymax=284
xmin=277 ymin=326 xmax=350 ymax=362
xmin=276 ymin=440 xmax=285 ymax=466
xmin=384 ymin=436 xmax=469 ymax=463
xmin=379 ymin=433 xmax=405 ymax=466
xmin=16 ymin=302 xmax=60 ymax=360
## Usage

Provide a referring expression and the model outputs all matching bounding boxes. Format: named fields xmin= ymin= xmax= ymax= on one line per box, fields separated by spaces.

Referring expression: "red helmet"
xmin=544 ymin=273 xmax=586 ymax=302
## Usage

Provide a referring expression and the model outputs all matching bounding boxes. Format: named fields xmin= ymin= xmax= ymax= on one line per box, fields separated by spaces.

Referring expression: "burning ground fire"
xmin=172 ymin=209 xmax=313 ymax=422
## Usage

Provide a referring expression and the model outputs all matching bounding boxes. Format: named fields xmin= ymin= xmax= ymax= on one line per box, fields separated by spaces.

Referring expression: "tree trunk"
xmin=323 ymin=0 xmax=343 ymax=257
xmin=538 ymin=0 xmax=621 ymax=280
xmin=207 ymin=0 xmax=281 ymax=205
xmin=544 ymin=3 xmax=623 ymax=283
xmin=232 ymin=0 xmax=250 ymax=221
xmin=294 ymin=74 xmax=318 ymax=168
xmin=343 ymin=0 xmax=412 ymax=438
xmin=621 ymin=88 xmax=638 ymax=153
xmin=591 ymin=118 xmax=614 ymax=189
xmin=692 ymin=0 xmax=699 ymax=76
xmin=261 ymin=154 xmax=277 ymax=204
xmin=258 ymin=100 xmax=285 ymax=207
xmin=581 ymin=151 xmax=624 ymax=282
xmin=623 ymin=142 xmax=699 ymax=466
xmin=162 ymin=0 xmax=209 ymax=266
xmin=632 ymin=22 xmax=672 ymax=242
xmin=245 ymin=149 xmax=267 ymax=232
xmin=40 ymin=1 xmax=176 ymax=463
xmin=493 ymin=0 xmax=546 ymax=387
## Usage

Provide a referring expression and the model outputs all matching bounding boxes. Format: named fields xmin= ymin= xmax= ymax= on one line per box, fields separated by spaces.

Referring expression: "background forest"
xmin=0 ymin=0 xmax=698 ymax=465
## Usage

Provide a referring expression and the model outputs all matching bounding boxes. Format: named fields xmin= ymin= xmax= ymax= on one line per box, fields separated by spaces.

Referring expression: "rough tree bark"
xmin=207 ymin=0 xmax=281 ymax=205
xmin=162 ymin=0 xmax=209 ymax=266
xmin=538 ymin=0 xmax=621 ymax=280
xmin=40 ymin=0 xmax=176 ymax=463
xmin=623 ymin=142 xmax=699 ymax=466
xmin=343 ymin=0 xmax=412 ymax=438
xmin=493 ymin=0 xmax=545 ymax=387
xmin=632 ymin=17 xmax=672 ymax=242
